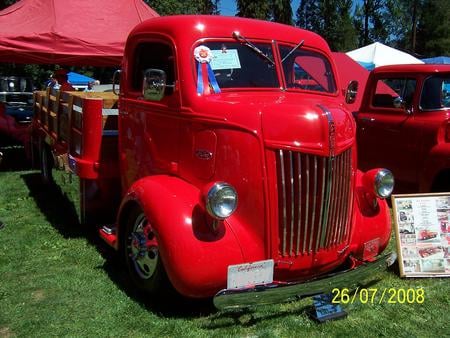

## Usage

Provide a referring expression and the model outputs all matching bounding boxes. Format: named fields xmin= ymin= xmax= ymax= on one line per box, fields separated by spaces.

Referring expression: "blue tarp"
xmin=357 ymin=61 xmax=375 ymax=71
xmin=67 ymin=72 xmax=95 ymax=85
xmin=422 ymin=56 xmax=450 ymax=64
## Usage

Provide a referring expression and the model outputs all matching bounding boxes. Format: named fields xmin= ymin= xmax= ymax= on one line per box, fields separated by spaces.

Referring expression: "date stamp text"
xmin=331 ymin=287 xmax=425 ymax=304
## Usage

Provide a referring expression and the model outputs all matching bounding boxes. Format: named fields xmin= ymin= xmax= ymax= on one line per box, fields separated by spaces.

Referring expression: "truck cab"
xmin=33 ymin=15 xmax=395 ymax=310
xmin=355 ymin=64 xmax=450 ymax=193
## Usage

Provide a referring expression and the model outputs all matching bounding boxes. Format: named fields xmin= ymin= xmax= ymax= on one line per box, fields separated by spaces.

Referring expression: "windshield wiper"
xmin=232 ymin=31 xmax=275 ymax=66
xmin=281 ymin=40 xmax=305 ymax=63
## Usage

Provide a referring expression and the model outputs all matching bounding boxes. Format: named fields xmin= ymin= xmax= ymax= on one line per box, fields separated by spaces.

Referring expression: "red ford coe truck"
xmin=355 ymin=64 xmax=450 ymax=193
xmin=32 ymin=15 xmax=396 ymax=310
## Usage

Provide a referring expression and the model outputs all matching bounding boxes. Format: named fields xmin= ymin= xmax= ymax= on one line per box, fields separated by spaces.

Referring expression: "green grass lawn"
xmin=0 ymin=169 xmax=449 ymax=337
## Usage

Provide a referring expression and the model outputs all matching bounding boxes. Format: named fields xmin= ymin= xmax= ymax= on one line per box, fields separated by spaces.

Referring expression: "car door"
xmin=356 ymin=75 xmax=422 ymax=191
xmin=120 ymin=40 xmax=180 ymax=190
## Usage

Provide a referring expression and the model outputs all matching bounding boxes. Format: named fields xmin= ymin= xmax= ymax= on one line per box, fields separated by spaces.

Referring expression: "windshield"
xmin=279 ymin=45 xmax=336 ymax=93
xmin=420 ymin=75 xmax=450 ymax=110
xmin=194 ymin=41 xmax=278 ymax=89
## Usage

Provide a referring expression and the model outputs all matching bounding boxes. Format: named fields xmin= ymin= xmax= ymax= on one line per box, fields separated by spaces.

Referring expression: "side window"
xmin=420 ymin=75 xmax=450 ymax=110
xmin=372 ymin=78 xmax=416 ymax=109
xmin=131 ymin=42 xmax=175 ymax=98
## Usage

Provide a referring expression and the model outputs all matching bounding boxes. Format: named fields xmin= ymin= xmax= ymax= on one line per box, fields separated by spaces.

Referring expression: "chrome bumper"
xmin=213 ymin=252 xmax=397 ymax=311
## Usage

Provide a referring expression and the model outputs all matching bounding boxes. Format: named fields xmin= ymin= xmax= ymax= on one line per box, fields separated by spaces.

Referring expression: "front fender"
xmin=420 ymin=143 xmax=450 ymax=191
xmin=119 ymin=175 xmax=245 ymax=298
xmin=350 ymin=170 xmax=392 ymax=259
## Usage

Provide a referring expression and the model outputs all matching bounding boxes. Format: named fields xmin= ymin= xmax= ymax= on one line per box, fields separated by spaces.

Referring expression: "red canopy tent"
xmin=0 ymin=0 xmax=158 ymax=66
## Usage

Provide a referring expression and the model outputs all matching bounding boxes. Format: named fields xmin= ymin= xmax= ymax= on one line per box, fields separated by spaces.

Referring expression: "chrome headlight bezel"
xmin=374 ymin=169 xmax=394 ymax=198
xmin=205 ymin=182 xmax=238 ymax=220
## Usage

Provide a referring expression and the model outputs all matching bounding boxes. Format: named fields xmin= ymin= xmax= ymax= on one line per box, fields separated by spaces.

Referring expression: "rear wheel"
xmin=122 ymin=207 xmax=170 ymax=295
xmin=40 ymin=145 xmax=53 ymax=184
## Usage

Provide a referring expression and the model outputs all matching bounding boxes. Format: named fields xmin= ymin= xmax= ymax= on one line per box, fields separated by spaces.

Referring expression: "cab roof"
xmin=129 ymin=15 xmax=331 ymax=53
xmin=373 ymin=64 xmax=450 ymax=74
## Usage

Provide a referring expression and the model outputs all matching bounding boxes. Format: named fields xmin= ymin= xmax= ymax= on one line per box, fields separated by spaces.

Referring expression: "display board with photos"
xmin=392 ymin=193 xmax=450 ymax=277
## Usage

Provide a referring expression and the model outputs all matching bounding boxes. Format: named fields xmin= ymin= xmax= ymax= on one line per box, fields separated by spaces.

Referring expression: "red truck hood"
xmin=199 ymin=91 xmax=355 ymax=155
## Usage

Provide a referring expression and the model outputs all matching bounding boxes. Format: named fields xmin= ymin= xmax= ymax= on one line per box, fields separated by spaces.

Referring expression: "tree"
xmin=415 ymin=0 xmax=450 ymax=57
xmin=272 ymin=0 xmax=293 ymax=25
xmin=353 ymin=0 xmax=388 ymax=46
xmin=296 ymin=0 xmax=357 ymax=51
xmin=145 ymin=0 xmax=219 ymax=15
xmin=236 ymin=0 xmax=271 ymax=20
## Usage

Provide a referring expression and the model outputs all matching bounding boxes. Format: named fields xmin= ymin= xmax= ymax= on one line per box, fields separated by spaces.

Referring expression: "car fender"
xmin=350 ymin=170 xmax=392 ymax=259
xmin=420 ymin=143 xmax=450 ymax=191
xmin=118 ymin=175 xmax=245 ymax=298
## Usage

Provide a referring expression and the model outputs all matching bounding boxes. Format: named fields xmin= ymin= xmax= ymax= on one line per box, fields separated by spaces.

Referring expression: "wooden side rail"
xmin=34 ymin=90 xmax=119 ymax=179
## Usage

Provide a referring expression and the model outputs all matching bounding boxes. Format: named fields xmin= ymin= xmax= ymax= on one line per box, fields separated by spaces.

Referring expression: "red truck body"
xmin=33 ymin=15 xmax=395 ymax=310
xmin=356 ymin=64 xmax=450 ymax=193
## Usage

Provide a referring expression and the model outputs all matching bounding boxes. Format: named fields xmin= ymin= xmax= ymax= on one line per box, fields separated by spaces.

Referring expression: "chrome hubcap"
xmin=128 ymin=213 xmax=158 ymax=279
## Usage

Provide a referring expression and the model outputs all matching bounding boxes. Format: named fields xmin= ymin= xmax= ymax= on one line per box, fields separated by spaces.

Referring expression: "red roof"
xmin=0 ymin=0 xmax=158 ymax=66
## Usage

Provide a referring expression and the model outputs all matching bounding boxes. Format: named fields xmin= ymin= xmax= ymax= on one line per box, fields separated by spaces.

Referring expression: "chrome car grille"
xmin=276 ymin=148 xmax=353 ymax=256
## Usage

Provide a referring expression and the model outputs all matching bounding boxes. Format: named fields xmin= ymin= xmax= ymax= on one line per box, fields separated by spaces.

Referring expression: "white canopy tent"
xmin=346 ymin=42 xmax=424 ymax=70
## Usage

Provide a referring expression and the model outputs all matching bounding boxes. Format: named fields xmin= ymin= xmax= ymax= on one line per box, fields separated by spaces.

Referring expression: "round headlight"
xmin=206 ymin=182 xmax=238 ymax=220
xmin=374 ymin=169 xmax=394 ymax=198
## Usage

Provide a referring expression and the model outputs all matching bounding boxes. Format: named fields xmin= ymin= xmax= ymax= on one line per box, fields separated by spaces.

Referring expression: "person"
xmin=84 ymin=81 xmax=95 ymax=92
xmin=46 ymin=75 xmax=59 ymax=89
xmin=54 ymin=69 xmax=75 ymax=91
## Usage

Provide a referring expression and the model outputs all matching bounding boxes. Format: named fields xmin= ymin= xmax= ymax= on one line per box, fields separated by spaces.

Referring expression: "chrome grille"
xmin=276 ymin=148 xmax=352 ymax=256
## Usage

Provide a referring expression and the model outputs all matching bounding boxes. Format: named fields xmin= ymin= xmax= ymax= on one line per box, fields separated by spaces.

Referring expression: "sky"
xmin=220 ymin=0 xmax=301 ymax=16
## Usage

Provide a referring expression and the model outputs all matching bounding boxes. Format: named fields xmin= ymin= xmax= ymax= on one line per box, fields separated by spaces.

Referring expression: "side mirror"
xmin=393 ymin=96 xmax=413 ymax=114
xmin=345 ymin=80 xmax=358 ymax=104
xmin=393 ymin=96 xmax=404 ymax=109
xmin=112 ymin=69 xmax=121 ymax=96
xmin=143 ymin=69 xmax=167 ymax=101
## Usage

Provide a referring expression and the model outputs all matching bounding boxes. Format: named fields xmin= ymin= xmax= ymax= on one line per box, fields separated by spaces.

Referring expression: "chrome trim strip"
xmin=320 ymin=156 xmax=332 ymax=248
xmin=342 ymin=151 xmax=352 ymax=241
xmin=303 ymin=155 xmax=310 ymax=253
xmin=335 ymin=151 xmax=345 ymax=244
xmin=289 ymin=152 xmax=295 ymax=255
xmin=309 ymin=156 xmax=318 ymax=253
xmin=213 ymin=252 xmax=397 ymax=310
xmin=315 ymin=157 xmax=326 ymax=252
xmin=279 ymin=150 xmax=287 ymax=256
xmin=296 ymin=153 xmax=302 ymax=255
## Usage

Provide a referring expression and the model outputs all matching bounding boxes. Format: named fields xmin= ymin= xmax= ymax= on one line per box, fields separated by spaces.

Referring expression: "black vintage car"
xmin=0 ymin=76 xmax=34 ymax=124
xmin=0 ymin=76 xmax=34 ymax=167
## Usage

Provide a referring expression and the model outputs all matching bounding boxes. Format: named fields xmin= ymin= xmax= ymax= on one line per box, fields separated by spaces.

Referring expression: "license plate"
xmin=227 ymin=259 xmax=274 ymax=289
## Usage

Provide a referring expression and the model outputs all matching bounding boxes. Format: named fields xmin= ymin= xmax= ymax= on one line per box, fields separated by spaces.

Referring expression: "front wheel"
xmin=122 ymin=207 xmax=171 ymax=295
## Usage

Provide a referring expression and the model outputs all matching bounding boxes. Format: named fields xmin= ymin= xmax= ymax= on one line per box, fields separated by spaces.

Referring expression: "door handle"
xmin=360 ymin=117 xmax=375 ymax=122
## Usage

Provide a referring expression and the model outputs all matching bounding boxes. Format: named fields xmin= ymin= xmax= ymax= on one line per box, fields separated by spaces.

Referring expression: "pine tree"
xmin=353 ymin=0 xmax=387 ymax=46
xmin=296 ymin=0 xmax=357 ymax=51
xmin=415 ymin=0 xmax=450 ymax=56
xmin=272 ymin=0 xmax=293 ymax=25
xmin=146 ymin=0 xmax=218 ymax=15
xmin=236 ymin=0 xmax=271 ymax=20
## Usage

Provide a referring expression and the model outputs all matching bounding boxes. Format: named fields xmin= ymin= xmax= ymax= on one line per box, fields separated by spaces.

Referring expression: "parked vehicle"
xmin=32 ymin=15 xmax=395 ymax=310
xmin=354 ymin=64 xmax=450 ymax=193
xmin=0 ymin=76 xmax=34 ymax=156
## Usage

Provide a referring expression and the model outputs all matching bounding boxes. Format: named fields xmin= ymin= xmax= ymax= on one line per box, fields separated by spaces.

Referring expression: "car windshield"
xmin=194 ymin=41 xmax=278 ymax=89
xmin=279 ymin=45 xmax=336 ymax=93
xmin=420 ymin=74 xmax=450 ymax=110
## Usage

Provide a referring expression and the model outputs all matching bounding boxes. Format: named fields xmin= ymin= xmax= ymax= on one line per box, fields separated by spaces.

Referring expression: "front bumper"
xmin=213 ymin=251 xmax=397 ymax=310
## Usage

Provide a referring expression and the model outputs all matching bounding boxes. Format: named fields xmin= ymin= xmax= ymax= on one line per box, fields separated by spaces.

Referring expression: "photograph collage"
xmin=394 ymin=194 xmax=450 ymax=277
